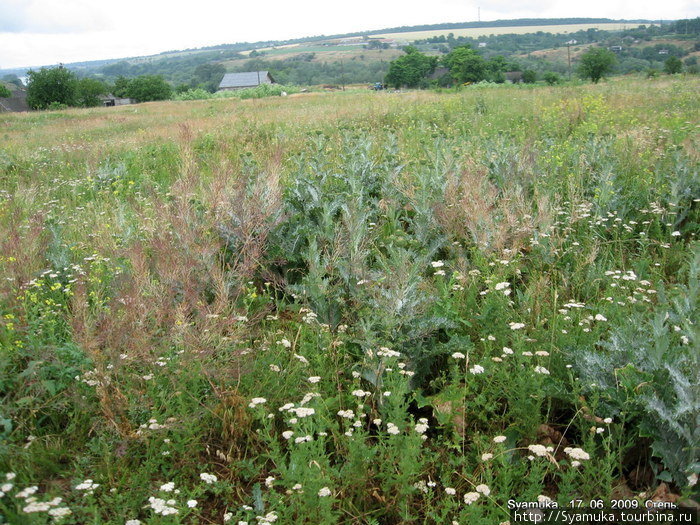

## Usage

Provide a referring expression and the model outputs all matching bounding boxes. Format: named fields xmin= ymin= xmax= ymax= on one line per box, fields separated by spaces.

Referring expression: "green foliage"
xmin=193 ymin=62 xmax=226 ymax=92
xmin=112 ymin=76 xmax=130 ymax=98
xmin=125 ymin=75 xmax=172 ymax=102
xmin=1 ymin=77 xmax=698 ymax=522
xmin=174 ymin=83 xmax=299 ymax=101
xmin=0 ymin=84 xmax=11 ymax=98
xmin=443 ymin=46 xmax=487 ymax=83
xmin=664 ymin=56 xmax=683 ymax=74
xmin=384 ymin=46 xmax=438 ymax=88
xmin=522 ymin=69 xmax=537 ymax=83
xmin=543 ymin=71 xmax=560 ymax=85
xmin=578 ymin=47 xmax=617 ymax=83
xmin=26 ymin=66 xmax=78 ymax=109
xmin=76 ymin=77 xmax=108 ymax=107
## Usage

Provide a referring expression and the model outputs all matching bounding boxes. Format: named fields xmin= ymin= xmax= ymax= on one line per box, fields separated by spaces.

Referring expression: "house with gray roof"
xmin=218 ymin=71 xmax=275 ymax=91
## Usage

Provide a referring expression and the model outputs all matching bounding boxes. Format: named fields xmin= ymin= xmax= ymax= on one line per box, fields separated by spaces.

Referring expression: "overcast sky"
xmin=1 ymin=0 xmax=698 ymax=70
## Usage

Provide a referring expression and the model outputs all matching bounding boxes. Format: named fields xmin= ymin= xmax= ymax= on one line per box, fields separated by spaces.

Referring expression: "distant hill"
xmin=0 ymin=18 xmax=661 ymax=77
xmin=3 ymin=17 xmax=695 ymax=88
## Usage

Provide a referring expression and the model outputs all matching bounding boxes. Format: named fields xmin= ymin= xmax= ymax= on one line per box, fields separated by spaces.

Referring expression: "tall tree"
xmin=26 ymin=66 xmax=78 ymax=109
xmin=578 ymin=47 xmax=617 ymax=83
xmin=664 ymin=56 xmax=683 ymax=74
xmin=126 ymin=75 xmax=172 ymax=102
xmin=384 ymin=47 xmax=437 ymax=88
xmin=443 ymin=46 xmax=487 ymax=83
xmin=76 ymin=78 xmax=108 ymax=107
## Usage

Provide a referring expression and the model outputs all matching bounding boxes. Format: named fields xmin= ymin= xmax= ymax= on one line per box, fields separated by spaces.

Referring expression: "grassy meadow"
xmin=0 ymin=76 xmax=698 ymax=524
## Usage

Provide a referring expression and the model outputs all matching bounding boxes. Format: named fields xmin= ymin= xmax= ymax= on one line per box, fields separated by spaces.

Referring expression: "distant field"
xmin=375 ymin=22 xmax=645 ymax=41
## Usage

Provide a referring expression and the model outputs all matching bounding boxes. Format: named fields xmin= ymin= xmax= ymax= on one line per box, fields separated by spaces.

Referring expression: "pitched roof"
xmin=219 ymin=71 xmax=273 ymax=89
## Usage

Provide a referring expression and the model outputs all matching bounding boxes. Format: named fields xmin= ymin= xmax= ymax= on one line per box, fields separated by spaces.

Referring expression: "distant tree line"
xmin=24 ymin=66 xmax=172 ymax=110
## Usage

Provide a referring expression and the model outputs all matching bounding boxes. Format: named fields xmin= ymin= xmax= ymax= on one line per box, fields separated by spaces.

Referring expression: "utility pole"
xmin=567 ymin=43 xmax=571 ymax=80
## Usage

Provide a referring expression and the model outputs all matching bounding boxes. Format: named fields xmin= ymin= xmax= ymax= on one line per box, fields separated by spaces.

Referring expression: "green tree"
xmin=0 ymin=84 xmax=11 ymax=98
xmin=664 ymin=56 xmax=683 ymax=74
xmin=113 ymin=76 xmax=131 ymax=98
xmin=76 ymin=78 xmax=108 ymax=107
xmin=384 ymin=47 xmax=437 ymax=88
xmin=443 ymin=46 xmax=487 ymax=84
xmin=26 ymin=66 xmax=78 ymax=109
xmin=578 ymin=47 xmax=617 ymax=83
xmin=522 ymin=69 xmax=537 ymax=83
xmin=126 ymin=75 xmax=172 ymax=102
xmin=193 ymin=63 xmax=226 ymax=92
xmin=543 ymin=71 xmax=561 ymax=85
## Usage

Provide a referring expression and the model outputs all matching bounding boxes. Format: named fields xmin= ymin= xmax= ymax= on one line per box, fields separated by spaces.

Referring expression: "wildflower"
xmin=469 ymin=365 xmax=485 ymax=374
xmin=451 ymin=352 xmax=465 ymax=359
xmin=535 ymin=351 xmax=549 ymax=357
xmin=294 ymin=435 xmax=312 ymax=443
xmin=293 ymin=354 xmax=309 ymax=364
xmin=681 ymin=335 xmax=689 ymax=345
xmin=159 ymin=482 xmax=175 ymax=492
xmin=495 ymin=282 xmax=510 ymax=290
xmin=534 ymin=366 xmax=550 ymax=375
xmin=279 ymin=339 xmax=292 ymax=348
xmin=445 ymin=487 xmax=456 ymax=495
xmin=337 ymin=409 xmax=355 ymax=419
xmin=481 ymin=453 xmax=493 ymax=461
xmin=200 ymin=473 xmax=217 ymax=484
xmin=318 ymin=487 xmax=331 ymax=497
xmin=493 ymin=435 xmax=507 ymax=443
xmin=265 ymin=476 xmax=275 ymax=488
xmin=509 ymin=322 xmax=525 ymax=330
xmin=564 ymin=447 xmax=590 ymax=461
xmin=308 ymin=376 xmax=321 ymax=383
xmin=16 ymin=486 xmax=39 ymax=499
xmin=434 ymin=269 xmax=446 ymax=276
xmin=282 ymin=430 xmax=294 ymax=440
xmin=594 ymin=314 xmax=607 ymax=321
xmin=502 ymin=347 xmax=514 ymax=355
xmin=269 ymin=364 xmax=280 ymax=372
xmin=688 ymin=473 xmax=698 ymax=487
xmin=187 ymin=500 xmax=197 ymax=508
xmin=464 ymin=492 xmax=480 ymax=504
xmin=603 ymin=417 xmax=613 ymax=424
xmin=126 ymin=520 xmax=142 ymax=525
xmin=671 ymin=231 xmax=681 ymax=237
xmin=291 ymin=407 xmax=315 ymax=418
xmin=377 ymin=347 xmax=401 ymax=357
xmin=528 ymin=444 xmax=549 ymax=457
xmin=351 ymin=389 xmax=370 ymax=397
xmin=476 ymin=484 xmax=491 ymax=496
xmin=387 ymin=423 xmax=400 ymax=435
xmin=431 ymin=261 xmax=444 ymax=268
xmin=414 ymin=418 xmax=429 ymax=434
xmin=538 ymin=495 xmax=553 ymax=504
xmin=248 ymin=397 xmax=267 ymax=408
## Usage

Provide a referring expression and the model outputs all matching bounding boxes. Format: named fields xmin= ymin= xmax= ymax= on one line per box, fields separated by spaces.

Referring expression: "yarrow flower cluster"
xmin=200 ymin=472 xmax=217 ymax=484
xmin=248 ymin=397 xmax=267 ymax=408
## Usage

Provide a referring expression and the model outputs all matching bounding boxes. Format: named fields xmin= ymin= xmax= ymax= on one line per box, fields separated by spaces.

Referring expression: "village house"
xmin=218 ymin=71 xmax=275 ymax=91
